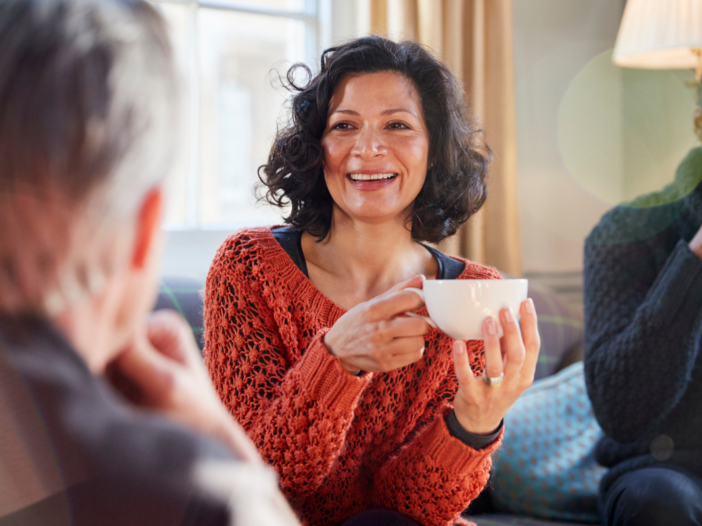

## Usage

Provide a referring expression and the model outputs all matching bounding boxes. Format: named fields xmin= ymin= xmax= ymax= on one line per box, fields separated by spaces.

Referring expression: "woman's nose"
xmin=351 ymin=126 xmax=387 ymax=158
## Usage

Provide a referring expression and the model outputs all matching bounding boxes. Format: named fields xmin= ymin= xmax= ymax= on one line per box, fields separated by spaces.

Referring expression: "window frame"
xmin=149 ymin=0 xmax=332 ymax=279
xmin=151 ymin=0 xmax=330 ymax=234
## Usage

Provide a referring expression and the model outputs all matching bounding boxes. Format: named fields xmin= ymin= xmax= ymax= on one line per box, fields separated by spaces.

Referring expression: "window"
xmin=150 ymin=0 xmax=329 ymax=230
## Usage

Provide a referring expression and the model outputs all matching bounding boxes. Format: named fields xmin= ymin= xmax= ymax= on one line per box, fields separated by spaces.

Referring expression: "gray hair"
xmin=0 ymin=0 xmax=177 ymax=315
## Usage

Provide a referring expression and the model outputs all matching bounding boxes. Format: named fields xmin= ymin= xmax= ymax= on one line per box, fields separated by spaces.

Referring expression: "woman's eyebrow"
xmin=331 ymin=109 xmax=359 ymax=116
xmin=382 ymin=108 xmax=417 ymax=117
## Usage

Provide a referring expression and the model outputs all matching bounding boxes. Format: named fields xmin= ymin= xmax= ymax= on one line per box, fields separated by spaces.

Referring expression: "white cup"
xmin=405 ymin=279 xmax=528 ymax=340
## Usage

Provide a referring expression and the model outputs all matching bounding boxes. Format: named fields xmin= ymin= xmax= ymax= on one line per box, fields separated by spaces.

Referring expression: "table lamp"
xmin=613 ymin=0 xmax=702 ymax=140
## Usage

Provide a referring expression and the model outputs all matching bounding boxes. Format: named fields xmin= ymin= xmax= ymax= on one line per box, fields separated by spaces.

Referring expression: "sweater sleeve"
xmin=372 ymin=403 xmax=502 ymax=526
xmin=203 ymin=238 xmax=371 ymax=501
xmin=584 ymin=234 xmax=702 ymax=444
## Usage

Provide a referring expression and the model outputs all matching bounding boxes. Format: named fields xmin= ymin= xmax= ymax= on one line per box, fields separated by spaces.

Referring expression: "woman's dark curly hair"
xmin=258 ymin=35 xmax=490 ymax=243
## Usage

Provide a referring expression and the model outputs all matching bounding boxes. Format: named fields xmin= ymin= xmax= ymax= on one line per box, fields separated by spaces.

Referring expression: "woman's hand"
xmin=324 ymin=275 xmax=431 ymax=374
xmin=452 ymin=299 xmax=540 ymax=435
xmin=107 ymin=309 xmax=261 ymax=463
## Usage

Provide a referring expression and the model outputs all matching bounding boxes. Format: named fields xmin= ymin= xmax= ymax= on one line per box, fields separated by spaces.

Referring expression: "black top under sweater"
xmin=271 ymin=226 xmax=502 ymax=451
xmin=584 ymin=147 xmax=702 ymax=496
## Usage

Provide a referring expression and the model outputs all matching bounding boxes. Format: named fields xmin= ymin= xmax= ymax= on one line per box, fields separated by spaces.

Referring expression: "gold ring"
xmin=483 ymin=372 xmax=504 ymax=387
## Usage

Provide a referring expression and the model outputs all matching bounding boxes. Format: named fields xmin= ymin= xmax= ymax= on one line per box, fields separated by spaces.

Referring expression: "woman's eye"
xmin=389 ymin=122 xmax=410 ymax=130
xmin=332 ymin=122 xmax=351 ymax=130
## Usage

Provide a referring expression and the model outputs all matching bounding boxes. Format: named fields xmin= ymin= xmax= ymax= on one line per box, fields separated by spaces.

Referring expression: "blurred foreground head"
xmin=0 ymin=0 xmax=176 ymax=319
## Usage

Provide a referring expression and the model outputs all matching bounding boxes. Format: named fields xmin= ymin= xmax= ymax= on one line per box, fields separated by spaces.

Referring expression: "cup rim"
xmin=426 ymin=278 xmax=528 ymax=284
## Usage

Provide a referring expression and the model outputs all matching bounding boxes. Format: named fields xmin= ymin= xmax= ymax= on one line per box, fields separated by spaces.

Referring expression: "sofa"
xmin=155 ymin=276 xmax=592 ymax=526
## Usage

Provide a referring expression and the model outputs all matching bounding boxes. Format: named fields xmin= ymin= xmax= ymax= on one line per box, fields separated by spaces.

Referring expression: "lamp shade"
xmin=613 ymin=0 xmax=702 ymax=69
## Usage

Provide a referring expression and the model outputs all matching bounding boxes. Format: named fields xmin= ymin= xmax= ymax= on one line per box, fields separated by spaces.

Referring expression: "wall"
xmin=515 ymin=0 xmax=698 ymax=275
xmin=514 ymin=0 xmax=624 ymax=274
xmin=621 ymin=68 xmax=697 ymax=200
xmin=330 ymin=0 xmax=367 ymax=45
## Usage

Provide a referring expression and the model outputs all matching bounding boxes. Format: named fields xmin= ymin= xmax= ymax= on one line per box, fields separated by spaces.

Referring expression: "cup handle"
xmin=403 ymin=287 xmax=438 ymax=329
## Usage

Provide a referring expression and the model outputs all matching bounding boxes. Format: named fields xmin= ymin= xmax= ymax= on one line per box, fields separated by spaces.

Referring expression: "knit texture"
xmin=584 ymin=147 xmax=702 ymax=496
xmin=204 ymin=227 xmax=503 ymax=526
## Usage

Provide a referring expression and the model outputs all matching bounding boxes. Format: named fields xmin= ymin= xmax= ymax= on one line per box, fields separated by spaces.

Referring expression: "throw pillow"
xmin=490 ymin=362 xmax=606 ymax=523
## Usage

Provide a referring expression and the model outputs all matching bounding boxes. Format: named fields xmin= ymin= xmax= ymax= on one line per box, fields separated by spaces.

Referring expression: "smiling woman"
xmin=204 ymin=36 xmax=541 ymax=526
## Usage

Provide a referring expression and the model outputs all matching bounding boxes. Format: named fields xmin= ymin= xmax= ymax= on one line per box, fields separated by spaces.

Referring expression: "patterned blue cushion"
xmin=490 ymin=362 xmax=605 ymax=523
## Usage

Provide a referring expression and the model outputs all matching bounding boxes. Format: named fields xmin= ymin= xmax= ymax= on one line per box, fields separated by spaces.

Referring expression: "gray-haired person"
xmin=0 ymin=1 xmax=298 ymax=524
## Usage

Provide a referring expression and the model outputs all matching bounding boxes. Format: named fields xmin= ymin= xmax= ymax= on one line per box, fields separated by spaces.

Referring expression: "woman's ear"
xmin=131 ymin=188 xmax=163 ymax=270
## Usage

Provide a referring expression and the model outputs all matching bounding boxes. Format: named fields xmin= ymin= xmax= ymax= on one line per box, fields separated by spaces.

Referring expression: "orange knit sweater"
xmin=204 ymin=227 xmax=503 ymax=526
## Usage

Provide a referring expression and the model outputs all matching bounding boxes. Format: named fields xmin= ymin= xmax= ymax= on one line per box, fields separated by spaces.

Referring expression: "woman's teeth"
xmin=348 ymin=173 xmax=398 ymax=181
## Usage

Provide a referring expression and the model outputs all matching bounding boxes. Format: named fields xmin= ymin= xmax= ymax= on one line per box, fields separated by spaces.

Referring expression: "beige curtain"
xmin=370 ymin=0 xmax=521 ymax=276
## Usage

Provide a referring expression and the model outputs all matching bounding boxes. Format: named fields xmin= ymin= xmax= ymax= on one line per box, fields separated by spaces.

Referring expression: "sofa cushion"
xmin=471 ymin=514 xmax=593 ymax=526
xmin=490 ymin=362 xmax=605 ymax=523
xmin=527 ymin=284 xmax=583 ymax=381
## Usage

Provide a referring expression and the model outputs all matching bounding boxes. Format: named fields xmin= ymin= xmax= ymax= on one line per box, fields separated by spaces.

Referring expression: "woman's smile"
xmin=347 ymin=170 xmax=399 ymax=190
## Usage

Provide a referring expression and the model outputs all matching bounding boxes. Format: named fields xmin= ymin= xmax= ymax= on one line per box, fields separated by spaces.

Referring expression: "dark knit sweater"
xmin=584 ymin=147 xmax=702 ymax=495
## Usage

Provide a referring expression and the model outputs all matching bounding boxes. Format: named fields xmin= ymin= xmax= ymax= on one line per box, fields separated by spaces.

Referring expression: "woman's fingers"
xmin=353 ymin=335 xmax=424 ymax=372
xmin=386 ymin=274 xmax=425 ymax=295
xmin=368 ymin=274 xmax=427 ymax=320
xmin=366 ymin=317 xmax=429 ymax=370
xmin=351 ymin=337 xmax=424 ymax=373
xmin=453 ymin=340 xmax=476 ymax=387
xmin=388 ymin=350 xmax=425 ymax=370
xmin=518 ymin=299 xmax=540 ymax=385
xmin=381 ymin=315 xmax=430 ymax=338
xmin=369 ymin=288 xmax=426 ymax=321
xmin=482 ymin=317 xmax=504 ymax=379
xmin=326 ymin=275 xmax=430 ymax=374
xmin=452 ymin=301 xmax=541 ymax=436
xmin=501 ymin=307 xmax=526 ymax=381
xmin=386 ymin=335 xmax=425 ymax=363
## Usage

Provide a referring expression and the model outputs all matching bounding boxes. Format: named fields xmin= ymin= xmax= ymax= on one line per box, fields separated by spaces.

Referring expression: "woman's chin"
xmin=337 ymin=205 xmax=413 ymax=227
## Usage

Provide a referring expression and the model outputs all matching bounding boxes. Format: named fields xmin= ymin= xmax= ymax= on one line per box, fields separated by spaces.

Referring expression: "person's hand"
xmin=108 ymin=309 xmax=261 ymax=463
xmin=689 ymin=223 xmax=702 ymax=258
xmin=452 ymin=299 xmax=540 ymax=435
xmin=324 ymin=275 xmax=430 ymax=374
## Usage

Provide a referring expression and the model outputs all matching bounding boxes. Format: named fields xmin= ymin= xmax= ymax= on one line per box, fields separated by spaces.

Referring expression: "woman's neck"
xmin=300 ymin=208 xmax=438 ymax=310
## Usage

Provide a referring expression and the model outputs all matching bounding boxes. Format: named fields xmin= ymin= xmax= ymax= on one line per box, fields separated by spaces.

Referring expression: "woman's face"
xmin=322 ymin=71 xmax=430 ymax=226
